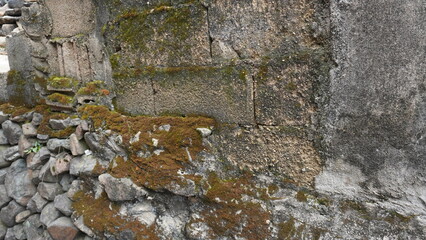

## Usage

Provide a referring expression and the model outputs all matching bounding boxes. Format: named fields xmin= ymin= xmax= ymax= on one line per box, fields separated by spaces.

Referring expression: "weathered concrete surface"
xmin=44 ymin=0 xmax=95 ymax=38
xmin=316 ymin=0 xmax=426 ymax=217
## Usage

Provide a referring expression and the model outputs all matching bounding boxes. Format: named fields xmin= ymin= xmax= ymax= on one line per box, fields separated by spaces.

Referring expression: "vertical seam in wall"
xmin=84 ymin=44 xmax=93 ymax=83
xmin=74 ymin=42 xmax=82 ymax=81
xmin=252 ymin=75 xmax=257 ymax=124
xmin=151 ymin=78 xmax=156 ymax=115
xmin=204 ymin=4 xmax=213 ymax=60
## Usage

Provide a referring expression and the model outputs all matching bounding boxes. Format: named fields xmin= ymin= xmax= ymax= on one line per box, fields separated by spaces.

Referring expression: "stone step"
xmin=0 ymin=16 xmax=19 ymax=24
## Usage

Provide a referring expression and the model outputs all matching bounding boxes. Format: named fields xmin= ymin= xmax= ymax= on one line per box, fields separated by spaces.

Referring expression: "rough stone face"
xmin=0 ymin=112 xmax=9 ymax=125
xmin=5 ymin=159 xmax=37 ymax=206
xmin=50 ymin=152 xmax=71 ymax=176
xmin=0 ymin=168 xmax=7 ymax=184
xmin=22 ymin=123 xmax=37 ymax=137
xmin=69 ymin=134 xmax=87 ymax=156
xmin=27 ymin=193 xmax=48 ymax=213
xmin=72 ymin=216 xmax=94 ymax=237
xmin=119 ymin=201 xmax=157 ymax=226
xmin=40 ymin=203 xmax=62 ymax=226
xmin=0 ymin=130 xmax=8 ymax=145
xmin=18 ymin=135 xmax=33 ymax=157
xmin=3 ymin=145 xmax=20 ymax=162
xmin=84 ymin=132 xmax=116 ymax=161
xmin=27 ymin=147 xmax=50 ymax=170
xmin=1 ymin=120 xmax=22 ymax=145
xmin=0 ymin=222 xmax=6 ymax=240
xmin=0 ymin=184 xmax=11 ymax=208
xmin=44 ymin=0 xmax=95 ymax=38
xmin=37 ymin=182 xmax=63 ymax=201
xmin=0 ymin=200 xmax=25 ymax=227
xmin=47 ymin=217 xmax=79 ymax=240
xmin=69 ymin=155 xmax=99 ymax=176
xmin=12 ymin=224 xmax=26 ymax=240
xmin=49 ymin=118 xmax=80 ymax=130
xmin=0 ymin=146 xmax=12 ymax=168
xmin=38 ymin=159 xmax=60 ymax=183
xmin=317 ymin=0 xmax=426 ymax=217
xmin=53 ymin=194 xmax=73 ymax=216
xmin=23 ymin=214 xmax=44 ymax=240
xmin=98 ymin=173 xmax=148 ymax=202
xmin=46 ymin=139 xmax=70 ymax=153
xmin=15 ymin=210 xmax=32 ymax=223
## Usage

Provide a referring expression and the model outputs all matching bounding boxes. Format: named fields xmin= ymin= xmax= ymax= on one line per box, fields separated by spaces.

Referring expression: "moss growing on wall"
xmin=78 ymin=105 xmax=215 ymax=190
xmin=72 ymin=191 xmax=159 ymax=239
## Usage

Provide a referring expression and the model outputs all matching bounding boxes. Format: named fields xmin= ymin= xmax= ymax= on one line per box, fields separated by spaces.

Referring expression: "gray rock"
xmin=5 ymin=159 xmax=37 ymax=206
xmin=47 ymin=217 xmax=79 ymax=240
xmin=12 ymin=224 xmax=26 ymax=240
xmin=1 ymin=24 xmax=17 ymax=35
xmin=0 ymin=200 xmax=25 ymax=227
xmin=53 ymin=194 xmax=73 ymax=216
xmin=27 ymin=193 xmax=48 ymax=213
xmin=59 ymin=174 xmax=74 ymax=192
xmin=0 ymin=146 xmax=12 ymax=168
xmin=23 ymin=214 xmax=44 ymax=240
xmin=98 ymin=173 xmax=148 ymax=202
xmin=66 ymin=180 xmax=83 ymax=199
xmin=49 ymin=118 xmax=80 ymax=130
xmin=84 ymin=132 xmax=116 ymax=161
xmin=22 ymin=123 xmax=37 ymax=137
xmin=8 ymin=0 xmax=24 ymax=8
xmin=69 ymin=155 xmax=98 ymax=176
xmin=38 ymin=159 xmax=60 ymax=183
xmin=0 ymin=222 xmax=6 ymax=240
xmin=36 ymin=134 xmax=49 ymax=143
xmin=69 ymin=133 xmax=87 ymax=156
xmin=1 ymin=120 xmax=22 ymax=145
xmin=4 ymin=228 xmax=13 ymax=240
xmin=72 ymin=216 xmax=94 ymax=237
xmin=18 ymin=135 xmax=33 ymax=157
xmin=10 ymin=112 xmax=33 ymax=123
xmin=37 ymin=182 xmax=63 ymax=201
xmin=0 ymin=111 xmax=9 ymax=124
xmin=158 ymin=124 xmax=171 ymax=132
xmin=0 ymin=130 xmax=8 ymax=145
xmin=40 ymin=203 xmax=62 ymax=226
xmin=0 ymin=184 xmax=11 ymax=208
xmin=0 ymin=168 xmax=7 ymax=184
xmin=27 ymin=147 xmax=50 ymax=170
xmin=3 ymin=145 xmax=20 ymax=162
xmin=119 ymin=201 xmax=156 ymax=226
xmin=15 ymin=210 xmax=32 ymax=223
xmin=31 ymin=113 xmax=43 ymax=126
xmin=50 ymin=152 xmax=71 ymax=176
xmin=196 ymin=128 xmax=212 ymax=137
xmin=46 ymin=139 xmax=70 ymax=153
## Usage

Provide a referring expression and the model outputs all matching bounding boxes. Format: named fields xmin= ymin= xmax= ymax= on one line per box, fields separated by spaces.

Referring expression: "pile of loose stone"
xmin=0 ymin=109 xmax=101 ymax=240
xmin=0 ymin=0 xmax=31 ymax=36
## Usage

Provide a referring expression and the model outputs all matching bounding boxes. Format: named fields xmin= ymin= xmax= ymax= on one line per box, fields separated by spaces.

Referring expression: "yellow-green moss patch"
xmin=47 ymin=93 xmax=74 ymax=105
xmin=78 ymin=105 xmax=215 ymax=190
xmin=72 ymin=191 xmax=159 ymax=240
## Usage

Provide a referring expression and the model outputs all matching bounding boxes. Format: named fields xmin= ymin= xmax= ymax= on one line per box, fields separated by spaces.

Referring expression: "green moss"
xmin=77 ymin=81 xmax=110 ymax=96
xmin=72 ymin=190 xmax=159 ymax=239
xmin=47 ymin=93 xmax=73 ymax=105
xmin=296 ymin=190 xmax=308 ymax=202
xmin=278 ymin=217 xmax=298 ymax=239
xmin=47 ymin=76 xmax=79 ymax=90
xmin=78 ymin=105 xmax=215 ymax=191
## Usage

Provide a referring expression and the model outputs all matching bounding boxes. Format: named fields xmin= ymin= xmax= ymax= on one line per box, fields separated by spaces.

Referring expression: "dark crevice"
xmin=252 ymin=75 xmax=257 ymax=124
xmin=151 ymin=78 xmax=157 ymax=115
xmin=202 ymin=3 xmax=213 ymax=60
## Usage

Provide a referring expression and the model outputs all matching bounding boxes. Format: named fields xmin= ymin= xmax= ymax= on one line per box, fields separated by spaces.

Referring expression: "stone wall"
xmin=1 ymin=0 xmax=426 ymax=239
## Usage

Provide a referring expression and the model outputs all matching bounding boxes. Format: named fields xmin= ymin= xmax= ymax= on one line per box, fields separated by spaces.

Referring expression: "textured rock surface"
xmin=316 ymin=0 xmax=426 ymax=217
